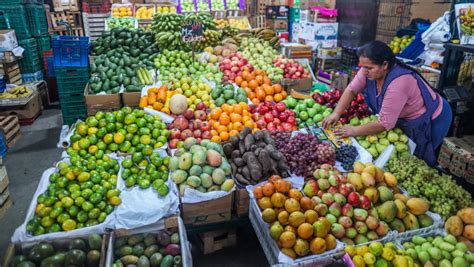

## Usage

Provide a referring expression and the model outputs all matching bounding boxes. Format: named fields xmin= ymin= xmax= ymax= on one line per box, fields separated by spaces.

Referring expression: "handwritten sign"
xmin=181 ymin=21 xmax=204 ymax=43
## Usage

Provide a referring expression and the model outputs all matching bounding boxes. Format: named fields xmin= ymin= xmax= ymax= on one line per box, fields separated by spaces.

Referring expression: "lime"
xmin=122 ymin=159 xmax=133 ymax=168
xmin=106 ymin=123 xmax=116 ymax=133
xmin=140 ymin=135 xmax=151 ymax=145
xmin=115 ymin=122 xmax=124 ymax=130
xmin=132 ymin=152 xmax=143 ymax=163
xmin=82 ymin=201 xmax=94 ymax=212
xmin=81 ymin=181 xmax=94 ymax=190
xmin=98 ymin=212 xmax=107 ymax=223
xmin=34 ymin=225 xmax=45 ymax=236
xmin=77 ymin=211 xmax=88 ymax=222
xmin=157 ymin=184 xmax=169 ymax=197
xmin=105 ymin=113 xmax=116 ymax=123
xmin=70 ymin=191 xmax=81 ymax=200
xmin=151 ymin=129 xmax=160 ymax=139
xmin=115 ymin=111 xmax=125 ymax=122
xmin=142 ymin=145 xmax=153 ymax=156
xmin=94 ymin=111 xmax=105 ymax=121
xmin=124 ymin=114 xmax=136 ymax=125
xmin=62 ymin=219 xmax=77 ymax=231
xmin=108 ymin=143 xmax=119 ymax=151
xmin=95 ymin=150 xmax=104 ymax=160
xmin=57 ymin=213 xmax=70 ymax=224
xmin=68 ymin=205 xmax=79 ymax=217
xmin=98 ymin=118 xmax=107 ymax=128
xmin=88 ymin=208 xmax=100 ymax=219
xmin=109 ymin=196 xmax=121 ymax=206
xmin=26 ymin=218 xmax=39 ymax=233
xmin=48 ymin=224 xmax=61 ymax=233
xmin=127 ymin=124 xmax=138 ymax=134
xmin=86 ymin=220 xmax=98 ymax=227
xmin=86 ymin=117 xmax=99 ymax=127
xmin=150 ymin=171 xmax=160 ymax=180
xmin=96 ymin=128 xmax=107 ymax=138
xmin=87 ymin=127 xmax=98 ymax=136
xmin=119 ymin=141 xmax=132 ymax=152
xmin=88 ymin=135 xmax=98 ymax=145
xmin=62 ymin=197 xmax=74 ymax=207
xmin=125 ymin=177 xmax=136 ymax=187
xmin=37 ymin=193 xmax=46 ymax=204
xmin=125 ymin=133 xmax=133 ymax=141
xmin=74 ymin=196 xmax=85 ymax=207
xmin=89 ymin=193 xmax=102 ymax=204
xmin=78 ymin=139 xmax=90 ymax=149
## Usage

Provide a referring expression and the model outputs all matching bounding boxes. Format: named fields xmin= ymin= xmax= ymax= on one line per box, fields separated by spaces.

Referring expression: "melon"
xmin=169 ymin=94 xmax=187 ymax=115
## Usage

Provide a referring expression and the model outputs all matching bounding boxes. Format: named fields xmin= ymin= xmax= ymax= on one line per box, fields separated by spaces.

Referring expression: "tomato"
xmin=81 ymin=181 xmax=94 ymax=190
xmin=62 ymin=219 xmax=77 ymax=231
xmin=37 ymin=194 xmax=46 ymax=204
xmin=138 ymin=159 xmax=148 ymax=168
xmin=122 ymin=169 xmax=131 ymax=179
xmin=102 ymin=181 xmax=113 ymax=190
xmin=56 ymin=190 xmax=69 ymax=200
xmin=100 ymin=171 xmax=110 ymax=180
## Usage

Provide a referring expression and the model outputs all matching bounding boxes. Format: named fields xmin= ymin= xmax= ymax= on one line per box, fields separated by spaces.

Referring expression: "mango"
xmin=452 ymin=257 xmax=468 ymax=267
xmin=376 ymin=201 xmax=396 ymax=223
xmin=178 ymin=152 xmax=192 ymax=170
xmin=363 ymin=165 xmax=376 ymax=177
xmin=189 ymin=165 xmax=202 ymax=176
xmin=192 ymin=150 xmax=206 ymax=165
xmin=406 ymin=198 xmax=429 ymax=215
xmin=394 ymin=199 xmax=407 ymax=219
xmin=457 ymin=208 xmax=474 ymax=224
xmin=208 ymin=185 xmax=220 ymax=192
xmin=187 ymin=176 xmax=201 ymax=188
xmin=445 ymin=216 xmax=464 ymax=237
xmin=463 ymin=225 xmax=474 ymax=241
xmin=377 ymin=186 xmax=393 ymax=202
xmin=348 ymin=173 xmax=363 ymax=191
xmin=202 ymin=165 xmax=214 ymax=175
xmin=389 ymin=218 xmax=405 ymax=232
xmin=206 ymin=149 xmax=222 ymax=167
xmin=221 ymin=179 xmax=234 ymax=192
xmin=179 ymin=184 xmax=190 ymax=195
xmin=183 ymin=137 xmax=196 ymax=149
xmin=417 ymin=214 xmax=433 ymax=228
xmin=402 ymin=212 xmax=419 ymax=230
xmin=169 ymin=157 xmax=179 ymax=171
xmin=361 ymin=172 xmax=375 ymax=187
xmin=364 ymin=187 xmax=379 ymax=203
xmin=189 ymin=144 xmax=203 ymax=154
xmin=374 ymin=167 xmax=385 ymax=183
xmin=171 ymin=170 xmax=187 ymax=184
xmin=353 ymin=161 xmax=364 ymax=174
xmin=394 ymin=193 xmax=410 ymax=204
xmin=383 ymin=172 xmax=397 ymax=187
xmin=219 ymin=160 xmax=232 ymax=176
xmin=200 ymin=173 xmax=213 ymax=188
xmin=212 ymin=168 xmax=226 ymax=185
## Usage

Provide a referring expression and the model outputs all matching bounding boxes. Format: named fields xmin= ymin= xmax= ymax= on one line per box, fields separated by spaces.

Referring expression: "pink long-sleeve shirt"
xmin=347 ymin=69 xmax=443 ymax=130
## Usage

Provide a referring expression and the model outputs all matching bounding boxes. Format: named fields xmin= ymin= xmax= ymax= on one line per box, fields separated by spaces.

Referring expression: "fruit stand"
xmin=1 ymin=1 xmax=474 ymax=267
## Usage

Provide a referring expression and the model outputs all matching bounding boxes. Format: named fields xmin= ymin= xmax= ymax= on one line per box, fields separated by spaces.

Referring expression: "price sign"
xmin=181 ymin=21 xmax=204 ymax=43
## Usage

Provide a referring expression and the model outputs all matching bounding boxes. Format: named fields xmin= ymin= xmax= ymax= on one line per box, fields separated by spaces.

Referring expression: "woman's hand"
xmin=333 ymin=125 xmax=357 ymax=137
xmin=321 ymin=112 xmax=340 ymax=128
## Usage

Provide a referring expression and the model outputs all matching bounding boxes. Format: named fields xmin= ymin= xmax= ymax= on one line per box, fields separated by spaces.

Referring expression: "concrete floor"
xmin=0 ymin=108 xmax=269 ymax=266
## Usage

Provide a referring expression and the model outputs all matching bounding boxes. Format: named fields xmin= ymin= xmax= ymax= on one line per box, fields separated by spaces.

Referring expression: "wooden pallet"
xmin=52 ymin=0 xmax=79 ymax=12
xmin=83 ymin=13 xmax=107 ymax=40
xmin=250 ymin=15 xmax=266 ymax=29
xmin=50 ymin=11 xmax=83 ymax=30
xmin=197 ymin=228 xmax=237 ymax=255
xmin=53 ymin=27 xmax=84 ymax=36
xmin=0 ymin=62 xmax=21 ymax=85
xmin=0 ymin=196 xmax=12 ymax=219
xmin=0 ymin=116 xmax=21 ymax=148
xmin=0 ymin=166 xmax=9 ymax=194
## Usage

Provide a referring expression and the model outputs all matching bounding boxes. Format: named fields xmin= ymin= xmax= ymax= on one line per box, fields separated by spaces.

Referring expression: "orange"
xmin=263 ymin=84 xmax=274 ymax=95
xmin=235 ymin=76 xmax=243 ymax=86
xmin=239 ymin=102 xmax=248 ymax=110
xmin=211 ymin=135 xmax=221 ymax=143
xmin=256 ymin=88 xmax=266 ymax=100
xmin=217 ymin=125 xmax=228 ymax=133
xmin=232 ymin=121 xmax=243 ymax=131
xmin=265 ymin=95 xmax=274 ymax=102
xmin=212 ymin=121 xmax=220 ymax=129
xmin=256 ymin=75 xmax=264 ymax=85
xmin=274 ymin=93 xmax=283 ymax=102
xmin=252 ymin=98 xmax=260 ymax=105
xmin=244 ymin=87 xmax=251 ymax=94
xmin=244 ymin=120 xmax=255 ymax=128
xmin=221 ymin=104 xmax=233 ymax=114
xmin=246 ymin=73 xmax=255 ymax=82
xmin=249 ymin=80 xmax=258 ymax=90
xmin=229 ymin=129 xmax=239 ymax=136
xmin=211 ymin=130 xmax=218 ymax=136
xmin=253 ymin=185 xmax=264 ymax=199
xmin=255 ymin=69 xmax=264 ymax=76
xmin=273 ymin=83 xmax=283 ymax=93
xmin=210 ymin=109 xmax=222 ymax=120
xmin=264 ymin=77 xmax=272 ymax=85
xmin=248 ymin=91 xmax=256 ymax=100
xmin=219 ymin=131 xmax=229 ymax=141
xmin=242 ymin=70 xmax=249 ymax=80
xmin=230 ymin=113 xmax=242 ymax=123
xmin=227 ymin=122 xmax=233 ymax=131
xmin=233 ymin=104 xmax=243 ymax=114
xmin=281 ymin=91 xmax=288 ymax=98
xmin=241 ymin=81 xmax=248 ymax=89
xmin=262 ymin=182 xmax=275 ymax=196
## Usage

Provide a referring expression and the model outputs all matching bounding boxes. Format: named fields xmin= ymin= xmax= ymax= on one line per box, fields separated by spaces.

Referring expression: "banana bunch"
xmin=269 ymin=36 xmax=281 ymax=49
xmin=457 ymin=53 xmax=474 ymax=88
xmin=185 ymin=13 xmax=216 ymax=30
xmin=460 ymin=6 xmax=473 ymax=36
xmin=155 ymin=31 xmax=190 ymax=51
xmin=251 ymin=28 xmax=276 ymax=41
xmin=0 ymin=85 xmax=32 ymax=99
xmin=221 ymin=26 xmax=239 ymax=39
xmin=151 ymin=13 xmax=184 ymax=32
xmin=195 ymin=29 xmax=222 ymax=51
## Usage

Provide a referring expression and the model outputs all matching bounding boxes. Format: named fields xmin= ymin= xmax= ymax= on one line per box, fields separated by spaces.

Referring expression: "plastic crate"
xmin=0 ymin=76 xmax=5 ymax=93
xmin=24 ymin=4 xmax=49 ymax=37
xmin=82 ymin=1 xmax=111 ymax=14
xmin=36 ymin=35 xmax=51 ymax=56
xmin=0 ymin=5 xmax=31 ymax=40
xmin=60 ymin=102 xmax=87 ymax=118
xmin=18 ymin=38 xmax=42 ymax=73
xmin=43 ymin=50 xmax=55 ymax=77
xmin=22 ymin=70 xmax=44 ymax=82
xmin=397 ymin=26 xmax=429 ymax=60
xmin=0 ymin=0 xmax=43 ymax=5
xmin=52 ymin=36 xmax=89 ymax=67
xmin=58 ymin=91 xmax=84 ymax=106
xmin=55 ymin=66 xmax=89 ymax=94
xmin=0 ymin=134 xmax=7 ymax=158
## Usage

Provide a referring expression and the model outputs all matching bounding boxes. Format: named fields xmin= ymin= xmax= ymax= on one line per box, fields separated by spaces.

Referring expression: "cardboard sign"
xmin=181 ymin=21 xmax=204 ymax=42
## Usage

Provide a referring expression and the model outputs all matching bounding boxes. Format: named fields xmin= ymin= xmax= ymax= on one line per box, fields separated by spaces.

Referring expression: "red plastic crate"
xmin=82 ymin=2 xmax=111 ymax=14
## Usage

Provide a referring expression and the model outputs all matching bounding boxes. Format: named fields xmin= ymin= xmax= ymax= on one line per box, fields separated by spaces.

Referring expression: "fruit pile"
xmin=12 ymin=234 xmax=103 ymax=266
xmin=113 ymin=231 xmax=182 ymax=266
xmin=445 ymin=207 xmax=474 ymax=246
xmin=218 ymin=52 xmax=253 ymax=83
xmin=272 ymin=132 xmax=336 ymax=178
xmin=312 ymin=90 xmax=370 ymax=124
xmin=354 ymin=117 xmax=410 ymax=159
xmin=210 ymin=83 xmax=248 ymax=106
xmin=180 ymin=0 xmax=194 ymax=11
xmin=222 ymin=128 xmax=289 ymax=185
xmin=253 ymin=177 xmax=338 ymax=259
xmin=197 ymin=1 xmax=210 ymax=11
xmin=26 ymin=158 xmax=121 ymax=235
xmin=195 ymin=29 xmax=222 ymax=52
xmin=208 ymin=103 xmax=257 ymax=143
xmin=346 ymin=162 xmax=434 ymax=234
xmin=336 ymin=145 xmax=358 ymax=170
xmin=386 ymin=155 xmax=473 ymax=219
xmin=388 ymin=35 xmax=415 ymax=54
xmin=112 ymin=5 xmax=133 ymax=17
xmin=282 ymin=97 xmax=333 ymax=128
xmin=227 ymin=17 xmax=251 ymax=30
xmin=135 ymin=6 xmax=155 ymax=19
xmin=460 ymin=7 xmax=474 ymax=36
xmin=345 ymin=241 xmax=414 ymax=267
xmin=154 ymin=50 xmax=222 ymax=85
xmin=169 ymin=77 xmax=214 ymax=111
xmin=156 ymin=6 xmax=176 ymax=14
xmin=240 ymin=37 xmax=283 ymax=81
xmin=401 ymin=234 xmax=474 ymax=266
xmin=249 ymin=101 xmax=297 ymax=132
xmin=236 ymin=69 xmax=287 ymax=105
xmin=67 ymin=108 xmax=169 ymax=157
xmin=205 ymin=44 xmax=238 ymax=63
xmin=167 ymin=105 xmax=211 ymax=148
xmin=121 ymin=152 xmax=170 ymax=196
xmin=139 ymin=85 xmax=175 ymax=114
xmin=211 ymin=0 xmax=225 ymax=11
xmin=152 ymin=14 xmax=190 ymax=51
xmin=170 ymin=138 xmax=234 ymax=195
xmin=273 ymin=57 xmax=311 ymax=80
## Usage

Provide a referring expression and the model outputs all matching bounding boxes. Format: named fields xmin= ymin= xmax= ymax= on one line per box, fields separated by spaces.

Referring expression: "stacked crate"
xmin=82 ymin=1 xmax=111 ymax=41
xmin=0 ymin=5 xmax=31 ymax=40
xmin=0 ymin=155 xmax=11 ymax=219
xmin=52 ymin=36 xmax=89 ymax=125
xmin=18 ymin=39 xmax=42 ymax=74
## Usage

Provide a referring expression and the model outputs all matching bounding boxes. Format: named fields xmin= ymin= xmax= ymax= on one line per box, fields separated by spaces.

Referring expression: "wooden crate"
xmin=0 ymin=196 xmax=12 ymax=219
xmin=138 ymin=19 xmax=153 ymax=29
xmin=83 ymin=13 xmax=109 ymax=41
xmin=2 ymin=232 xmax=109 ymax=267
xmin=197 ymin=228 xmax=237 ymax=254
xmin=0 ymin=166 xmax=9 ymax=194
xmin=181 ymin=193 xmax=233 ymax=226
xmin=0 ymin=116 xmax=21 ymax=148
xmin=234 ymin=188 xmax=249 ymax=217
xmin=250 ymin=15 xmax=266 ymax=28
xmin=53 ymin=27 xmax=84 ymax=36
xmin=52 ymin=0 xmax=79 ymax=12
xmin=0 ymin=62 xmax=22 ymax=85
xmin=51 ymin=11 xmax=83 ymax=30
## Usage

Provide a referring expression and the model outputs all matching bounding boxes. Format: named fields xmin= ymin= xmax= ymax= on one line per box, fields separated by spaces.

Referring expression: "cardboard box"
xmin=266 ymin=19 xmax=289 ymax=31
xmin=317 ymin=47 xmax=342 ymax=59
xmin=181 ymin=194 xmax=232 ymax=226
xmin=84 ymin=84 xmax=121 ymax=115
xmin=0 ymin=92 xmax=42 ymax=120
xmin=300 ymin=0 xmax=335 ymax=9
xmin=281 ymin=58 xmax=315 ymax=93
xmin=234 ymin=188 xmax=249 ymax=217
xmin=299 ymin=22 xmax=338 ymax=49
xmin=410 ymin=1 xmax=450 ymax=22
xmin=265 ymin=5 xmax=289 ymax=19
xmin=438 ymin=136 xmax=474 ymax=182
xmin=0 ymin=30 xmax=18 ymax=52
xmin=121 ymin=91 xmax=141 ymax=108
xmin=280 ymin=42 xmax=313 ymax=60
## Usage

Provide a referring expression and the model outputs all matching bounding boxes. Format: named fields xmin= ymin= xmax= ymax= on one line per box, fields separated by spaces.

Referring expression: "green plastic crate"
xmin=58 ymin=91 xmax=85 ymax=105
xmin=0 ymin=0 xmax=44 ymax=4
xmin=18 ymin=38 xmax=42 ymax=73
xmin=60 ymin=101 xmax=87 ymax=117
xmin=0 ymin=5 xmax=30 ymax=40
xmin=35 ymin=35 xmax=51 ymax=56
xmin=55 ymin=66 xmax=90 ymax=94
xmin=24 ymin=4 xmax=48 ymax=37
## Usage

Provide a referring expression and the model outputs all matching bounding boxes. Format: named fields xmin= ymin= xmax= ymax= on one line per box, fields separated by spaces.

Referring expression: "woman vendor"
xmin=321 ymin=41 xmax=452 ymax=165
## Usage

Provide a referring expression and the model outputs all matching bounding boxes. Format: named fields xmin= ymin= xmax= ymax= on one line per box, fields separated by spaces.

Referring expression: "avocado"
xmin=28 ymin=243 xmax=54 ymax=263
xmin=88 ymin=234 xmax=102 ymax=250
xmin=160 ymin=255 xmax=174 ymax=267
xmin=69 ymin=239 xmax=86 ymax=250
xmin=17 ymin=261 xmax=35 ymax=267
xmin=133 ymin=243 xmax=145 ymax=256
xmin=12 ymin=255 xmax=27 ymax=266
xmin=137 ymin=255 xmax=151 ymax=267
xmin=65 ymin=249 xmax=86 ymax=266
xmin=87 ymin=250 xmax=101 ymax=267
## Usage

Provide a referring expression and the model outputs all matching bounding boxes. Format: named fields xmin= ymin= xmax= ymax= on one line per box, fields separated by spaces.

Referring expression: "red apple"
xmin=183 ymin=109 xmax=194 ymax=120
xmin=170 ymin=129 xmax=181 ymax=139
xmin=202 ymin=130 xmax=211 ymax=139
xmin=196 ymin=102 xmax=207 ymax=110
xmin=193 ymin=129 xmax=202 ymax=138
xmin=200 ymin=121 xmax=211 ymax=132
xmin=181 ymin=129 xmax=193 ymax=140
xmin=169 ymin=138 xmax=179 ymax=148
xmin=263 ymin=113 xmax=274 ymax=123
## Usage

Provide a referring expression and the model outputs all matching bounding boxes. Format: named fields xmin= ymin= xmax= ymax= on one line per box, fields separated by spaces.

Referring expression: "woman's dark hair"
xmin=357 ymin=40 xmax=396 ymax=68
